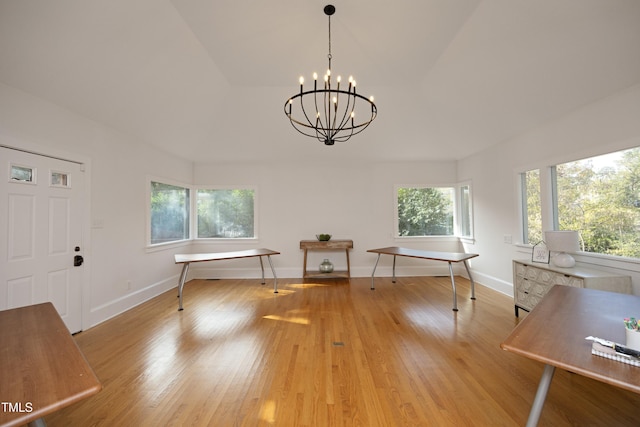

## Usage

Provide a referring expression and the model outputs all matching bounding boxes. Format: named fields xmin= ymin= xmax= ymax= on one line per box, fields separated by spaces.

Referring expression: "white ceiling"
xmin=1 ymin=0 xmax=639 ymax=163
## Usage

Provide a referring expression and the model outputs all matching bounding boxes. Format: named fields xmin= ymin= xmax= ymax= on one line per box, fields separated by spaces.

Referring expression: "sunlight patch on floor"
xmin=263 ymin=314 xmax=310 ymax=325
xmin=287 ymin=282 xmax=331 ymax=289
xmin=260 ymin=400 xmax=276 ymax=423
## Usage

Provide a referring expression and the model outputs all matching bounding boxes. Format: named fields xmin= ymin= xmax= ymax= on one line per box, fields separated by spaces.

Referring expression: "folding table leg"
xmin=392 ymin=255 xmax=397 ymax=283
xmin=266 ymin=255 xmax=278 ymax=293
xmin=370 ymin=254 xmax=381 ymax=290
xmin=463 ymin=259 xmax=476 ymax=300
xmin=526 ymin=364 xmax=555 ymax=427
xmin=259 ymin=256 xmax=266 ymax=284
xmin=448 ymin=262 xmax=458 ymax=311
xmin=177 ymin=262 xmax=190 ymax=311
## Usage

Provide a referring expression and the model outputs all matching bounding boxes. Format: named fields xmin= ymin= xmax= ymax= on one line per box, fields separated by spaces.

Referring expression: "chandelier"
xmin=284 ymin=4 xmax=377 ymax=146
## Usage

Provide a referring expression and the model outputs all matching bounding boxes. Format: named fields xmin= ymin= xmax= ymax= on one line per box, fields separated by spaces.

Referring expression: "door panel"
xmin=0 ymin=147 xmax=84 ymax=332
xmin=7 ymin=194 xmax=34 ymax=261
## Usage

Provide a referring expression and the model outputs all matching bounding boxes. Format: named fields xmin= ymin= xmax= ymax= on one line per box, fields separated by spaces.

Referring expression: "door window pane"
xmin=10 ymin=164 xmax=35 ymax=183
xmin=51 ymin=171 xmax=69 ymax=187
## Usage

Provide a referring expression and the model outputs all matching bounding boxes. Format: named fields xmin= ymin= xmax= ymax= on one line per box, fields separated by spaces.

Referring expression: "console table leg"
xmin=345 ymin=249 xmax=351 ymax=278
xmin=526 ymin=364 xmax=555 ymax=427
xmin=302 ymin=249 xmax=308 ymax=278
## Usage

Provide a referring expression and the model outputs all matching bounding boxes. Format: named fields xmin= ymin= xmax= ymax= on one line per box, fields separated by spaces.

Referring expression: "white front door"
xmin=0 ymin=147 xmax=84 ymax=333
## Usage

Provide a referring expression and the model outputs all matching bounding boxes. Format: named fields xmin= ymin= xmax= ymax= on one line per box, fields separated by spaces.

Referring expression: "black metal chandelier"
xmin=284 ymin=4 xmax=377 ymax=146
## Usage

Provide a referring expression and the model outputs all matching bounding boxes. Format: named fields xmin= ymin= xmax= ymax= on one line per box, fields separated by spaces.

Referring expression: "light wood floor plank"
xmin=45 ymin=277 xmax=640 ymax=426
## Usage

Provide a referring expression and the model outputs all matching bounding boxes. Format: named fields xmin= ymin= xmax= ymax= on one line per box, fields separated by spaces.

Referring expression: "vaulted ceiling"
xmin=1 ymin=0 xmax=639 ymax=163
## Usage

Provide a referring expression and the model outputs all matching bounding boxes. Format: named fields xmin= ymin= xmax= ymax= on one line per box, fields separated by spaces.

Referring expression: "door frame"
xmin=1 ymin=135 xmax=92 ymax=331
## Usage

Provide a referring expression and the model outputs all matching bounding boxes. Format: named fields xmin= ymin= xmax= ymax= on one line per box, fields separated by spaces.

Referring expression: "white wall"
xmin=0 ymin=83 xmax=194 ymax=328
xmin=458 ymin=83 xmax=640 ymax=295
xmin=191 ymin=160 xmax=463 ymax=279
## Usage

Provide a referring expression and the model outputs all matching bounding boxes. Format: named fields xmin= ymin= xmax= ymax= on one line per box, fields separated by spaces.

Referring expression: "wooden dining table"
xmin=0 ymin=302 xmax=101 ymax=427
xmin=367 ymin=246 xmax=479 ymax=311
xmin=174 ymin=248 xmax=280 ymax=310
xmin=501 ymin=285 xmax=640 ymax=426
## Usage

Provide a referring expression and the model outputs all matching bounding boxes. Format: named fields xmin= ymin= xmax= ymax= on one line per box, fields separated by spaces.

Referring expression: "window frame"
xmin=458 ymin=181 xmax=474 ymax=241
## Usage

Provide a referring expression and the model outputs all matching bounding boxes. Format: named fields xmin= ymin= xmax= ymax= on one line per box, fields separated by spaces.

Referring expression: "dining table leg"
xmin=370 ymin=254 xmax=381 ymax=290
xmin=177 ymin=262 xmax=190 ymax=311
xmin=526 ymin=364 xmax=556 ymax=427
xmin=447 ymin=261 xmax=458 ymax=311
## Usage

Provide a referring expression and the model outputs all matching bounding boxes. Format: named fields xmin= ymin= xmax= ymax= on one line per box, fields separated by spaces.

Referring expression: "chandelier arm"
xmin=324 ymin=82 xmax=333 ymax=140
xmin=329 ymin=107 xmax=377 ymax=143
xmin=298 ymin=94 xmax=322 ymax=137
xmin=313 ymin=86 xmax=323 ymax=136
xmin=287 ymin=117 xmax=328 ymax=144
xmin=285 ymin=86 xmax=376 ymax=144
xmin=286 ymin=98 xmax=326 ymax=140
xmin=333 ymin=90 xmax=354 ymax=135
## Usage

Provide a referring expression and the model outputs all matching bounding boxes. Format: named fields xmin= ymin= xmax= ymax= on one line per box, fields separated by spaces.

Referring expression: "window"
xmin=521 ymin=169 xmax=542 ymax=244
xmin=150 ymin=181 xmax=190 ymax=245
xmin=521 ymin=146 xmax=640 ymax=258
xmin=396 ymin=186 xmax=455 ymax=236
xmin=553 ymin=148 xmax=640 ymax=258
xmin=459 ymin=184 xmax=473 ymax=238
xmin=197 ymin=188 xmax=256 ymax=238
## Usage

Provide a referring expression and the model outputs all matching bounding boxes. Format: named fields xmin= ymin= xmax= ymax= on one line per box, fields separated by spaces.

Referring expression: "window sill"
xmin=145 ymin=239 xmax=191 ymax=253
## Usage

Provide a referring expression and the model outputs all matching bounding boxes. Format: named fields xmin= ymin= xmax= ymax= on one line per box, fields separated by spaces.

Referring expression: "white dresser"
xmin=512 ymin=259 xmax=632 ymax=316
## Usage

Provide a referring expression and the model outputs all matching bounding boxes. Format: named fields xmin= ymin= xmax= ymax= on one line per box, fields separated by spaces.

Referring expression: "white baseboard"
xmin=86 ymin=265 xmax=514 ymax=329
xmin=87 ymin=275 xmax=177 ymax=328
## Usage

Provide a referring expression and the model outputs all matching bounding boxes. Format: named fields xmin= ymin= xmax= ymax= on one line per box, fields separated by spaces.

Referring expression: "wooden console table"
xmin=0 ymin=303 xmax=102 ymax=427
xmin=300 ymin=239 xmax=353 ymax=279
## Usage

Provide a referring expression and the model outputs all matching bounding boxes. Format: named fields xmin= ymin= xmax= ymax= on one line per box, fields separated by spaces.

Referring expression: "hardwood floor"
xmin=47 ymin=277 xmax=640 ymax=426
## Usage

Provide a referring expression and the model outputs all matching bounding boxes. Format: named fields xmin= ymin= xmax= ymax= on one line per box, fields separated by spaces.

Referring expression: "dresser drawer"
xmin=519 ymin=264 xmax=584 ymax=287
xmin=515 ymin=276 xmax=553 ymax=311
xmin=512 ymin=259 xmax=631 ymax=316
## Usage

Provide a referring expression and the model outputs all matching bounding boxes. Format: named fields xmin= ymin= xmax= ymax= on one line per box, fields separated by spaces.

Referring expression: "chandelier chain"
xmin=327 ymin=13 xmax=332 ymax=65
